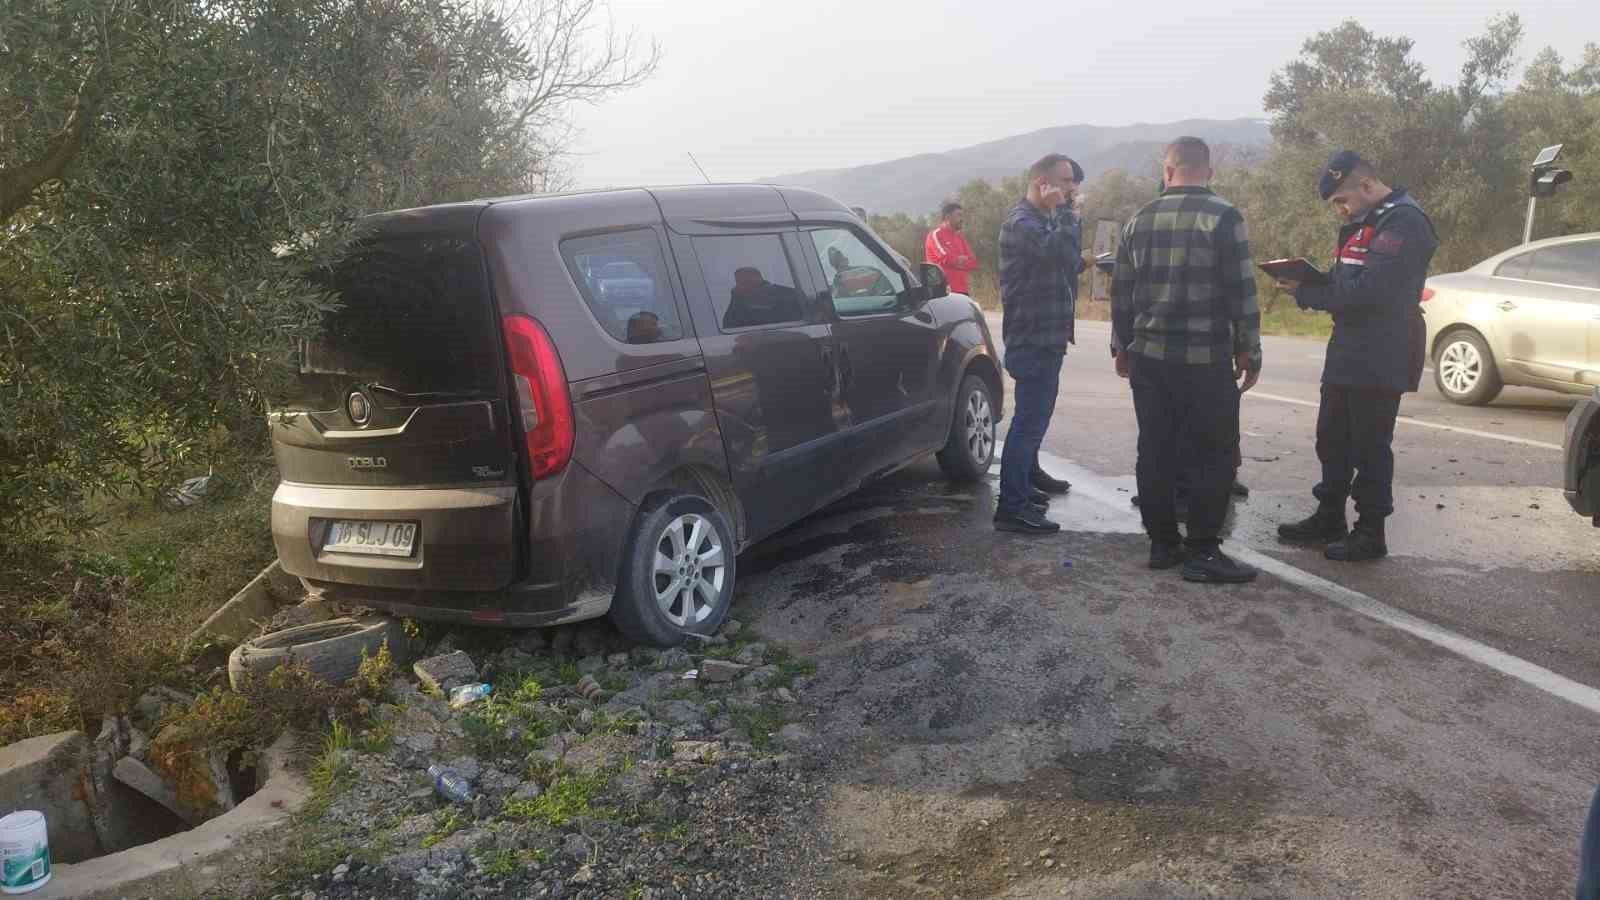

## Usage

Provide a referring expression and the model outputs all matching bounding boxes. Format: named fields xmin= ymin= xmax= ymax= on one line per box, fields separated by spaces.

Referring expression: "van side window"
xmin=692 ymin=234 xmax=808 ymax=331
xmin=806 ymin=228 xmax=906 ymax=317
xmin=561 ymin=230 xmax=684 ymax=344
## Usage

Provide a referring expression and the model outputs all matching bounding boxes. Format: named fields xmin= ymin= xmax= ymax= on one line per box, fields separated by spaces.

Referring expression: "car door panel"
xmin=665 ymin=227 xmax=852 ymax=543
xmin=1493 ymin=241 xmax=1600 ymax=385
xmin=799 ymin=225 xmax=946 ymax=476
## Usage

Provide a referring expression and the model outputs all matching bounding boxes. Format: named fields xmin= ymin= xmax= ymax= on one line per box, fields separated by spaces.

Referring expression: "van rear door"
xmin=269 ymin=221 xmax=523 ymax=591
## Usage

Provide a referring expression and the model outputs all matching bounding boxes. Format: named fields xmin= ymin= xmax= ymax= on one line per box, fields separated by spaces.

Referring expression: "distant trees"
xmin=875 ymin=15 xmax=1600 ymax=318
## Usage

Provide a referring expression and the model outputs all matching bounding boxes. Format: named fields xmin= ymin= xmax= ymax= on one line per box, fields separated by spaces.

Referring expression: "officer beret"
xmin=1319 ymin=150 xmax=1366 ymax=200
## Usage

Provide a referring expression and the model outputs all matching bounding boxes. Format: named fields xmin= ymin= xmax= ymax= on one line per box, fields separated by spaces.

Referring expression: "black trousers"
xmin=1131 ymin=355 xmax=1239 ymax=549
xmin=1313 ymin=384 xmax=1402 ymax=519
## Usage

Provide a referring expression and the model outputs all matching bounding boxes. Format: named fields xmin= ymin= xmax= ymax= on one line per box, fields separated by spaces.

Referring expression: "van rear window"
xmin=560 ymin=230 xmax=684 ymax=344
xmin=271 ymin=237 xmax=501 ymax=411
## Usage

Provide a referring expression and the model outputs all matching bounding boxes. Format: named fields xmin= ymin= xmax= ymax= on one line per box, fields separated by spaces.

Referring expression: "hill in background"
xmin=760 ymin=117 xmax=1272 ymax=215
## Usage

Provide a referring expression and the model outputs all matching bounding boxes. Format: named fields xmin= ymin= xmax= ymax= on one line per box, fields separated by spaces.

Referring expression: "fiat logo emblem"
xmin=347 ymin=390 xmax=372 ymax=425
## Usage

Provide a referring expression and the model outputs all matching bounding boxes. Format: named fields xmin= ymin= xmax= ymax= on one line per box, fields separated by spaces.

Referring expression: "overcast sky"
xmin=568 ymin=0 xmax=1595 ymax=188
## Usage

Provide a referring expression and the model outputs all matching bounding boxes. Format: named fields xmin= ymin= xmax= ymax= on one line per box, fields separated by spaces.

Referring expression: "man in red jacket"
xmin=925 ymin=201 xmax=978 ymax=295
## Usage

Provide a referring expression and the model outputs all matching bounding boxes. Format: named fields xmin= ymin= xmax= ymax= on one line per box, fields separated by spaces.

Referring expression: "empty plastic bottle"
xmin=448 ymin=682 xmax=492 ymax=709
xmin=427 ymin=764 xmax=472 ymax=803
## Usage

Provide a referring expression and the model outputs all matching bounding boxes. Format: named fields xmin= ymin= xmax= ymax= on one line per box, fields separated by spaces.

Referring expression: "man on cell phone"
xmin=993 ymin=154 xmax=1087 ymax=534
xmin=1273 ymin=151 xmax=1438 ymax=561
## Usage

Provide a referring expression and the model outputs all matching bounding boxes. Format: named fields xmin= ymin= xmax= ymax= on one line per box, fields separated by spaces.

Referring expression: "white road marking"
xmin=1245 ymin=391 xmax=1562 ymax=452
xmin=1023 ymin=448 xmax=1600 ymax=716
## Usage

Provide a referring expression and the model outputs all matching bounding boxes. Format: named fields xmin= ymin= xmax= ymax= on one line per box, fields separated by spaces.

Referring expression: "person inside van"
xmin=724 ymin=266 xmax=805 ymax=328
xmin=626 ymin=310 xmax=663 ymax=343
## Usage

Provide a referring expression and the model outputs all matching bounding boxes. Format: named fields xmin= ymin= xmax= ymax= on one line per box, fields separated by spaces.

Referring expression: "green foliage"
xmin=423 ymin=808 xmax=467 ymax=849
xmin=730 ymin=703 xmax=787 ymax=751
xmin=502 ymin=771 xmax=610 ymax=828
xmin=0 ymin=0 xmax=656 ymax=543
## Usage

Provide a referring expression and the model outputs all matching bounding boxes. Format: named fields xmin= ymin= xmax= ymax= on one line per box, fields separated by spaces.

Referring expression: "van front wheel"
xmin=610 ymin=494 xmax=736 ymax=647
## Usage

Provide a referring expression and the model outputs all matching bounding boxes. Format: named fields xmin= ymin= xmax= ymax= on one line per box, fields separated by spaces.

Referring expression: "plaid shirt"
xmin=1111 ymin=186 xmax=1262 ymax=371
xmin=999 ymin=199 xmax=1083 ymax=353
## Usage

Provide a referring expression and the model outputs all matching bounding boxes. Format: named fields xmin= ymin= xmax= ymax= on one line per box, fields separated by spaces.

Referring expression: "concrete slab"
xmin=188 ymin=560 xmax=303 ymax=648
xmin=30 ymin=731 xmax=309 ymax=900
xmin=0 ymin=731 xmax=100 ymax=863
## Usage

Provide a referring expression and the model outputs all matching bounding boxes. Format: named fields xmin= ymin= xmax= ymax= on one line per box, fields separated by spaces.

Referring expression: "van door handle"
xmin=1498 ymin=300 xmax=1518 ymax=312
xmin=820 ymin=346 xmax=837 ymax=395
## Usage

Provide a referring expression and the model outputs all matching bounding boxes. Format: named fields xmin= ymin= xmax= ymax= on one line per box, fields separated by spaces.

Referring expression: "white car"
xmin=1424 ymin=232 xmax=1600 ymax=405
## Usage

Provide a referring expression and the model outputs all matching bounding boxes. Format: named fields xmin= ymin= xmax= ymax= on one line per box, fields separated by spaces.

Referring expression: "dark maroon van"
xmin=269 ymin=185 xmax=1002 ymax=645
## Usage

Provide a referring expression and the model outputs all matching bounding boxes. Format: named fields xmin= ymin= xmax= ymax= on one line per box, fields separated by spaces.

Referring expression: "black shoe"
xmin=1149 ymin=543 xmax=1186 ymax=570
xmin=1326 ymin=521 xmax=1387 ymax=562
xmin=1277 ymin=505 xmax=1348 ymax=545
xmin=1182 ymin=548 xmax=1258 ymax=584
xmin=1231 ymin=481 xmax=1250 ymax=498
xmin=1030 ymin=489 xmax=1051 ymax=507
xmin=994 ymin=507 xmax=1061 ymax=534
xmin=1032 ymin=466 xmax=1072 ymax=495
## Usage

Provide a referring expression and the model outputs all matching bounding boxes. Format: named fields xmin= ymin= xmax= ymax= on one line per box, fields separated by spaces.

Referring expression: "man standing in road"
xmin=994 ymin=154 xmax=1086 ymax=534
xmin=1274 ymin=151 xmax=1437 ymax=562
xmin=926 ymin=202 xmax=979 ymax=296
xmin=1112 ymin=137 xmax=1262 ymax=582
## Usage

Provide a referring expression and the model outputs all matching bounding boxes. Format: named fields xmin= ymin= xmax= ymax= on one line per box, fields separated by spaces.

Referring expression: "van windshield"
xmin=272 ymin=236 xmax=502 ymax=411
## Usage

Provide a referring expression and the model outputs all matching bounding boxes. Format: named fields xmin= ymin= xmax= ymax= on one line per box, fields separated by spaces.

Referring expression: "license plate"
xmin=325 ymin=520 xmax=417 ymax=557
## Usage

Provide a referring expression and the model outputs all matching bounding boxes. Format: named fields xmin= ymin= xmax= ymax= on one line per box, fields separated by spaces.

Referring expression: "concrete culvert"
xmin=228 ymin=616 xmax=404 ymax=690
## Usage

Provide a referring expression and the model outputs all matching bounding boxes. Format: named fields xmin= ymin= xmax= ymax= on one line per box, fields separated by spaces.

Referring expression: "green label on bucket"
xmin=1 ymin=844 xmax=49 ymax=889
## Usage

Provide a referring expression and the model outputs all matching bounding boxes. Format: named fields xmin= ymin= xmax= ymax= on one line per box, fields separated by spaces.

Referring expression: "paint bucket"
xmin=0 ymin=810 xmax=50 ymax=895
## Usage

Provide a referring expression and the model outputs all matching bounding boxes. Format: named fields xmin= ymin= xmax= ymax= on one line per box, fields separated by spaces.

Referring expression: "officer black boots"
xmin=1326 ymin=519 xmax=1388 ymax=562
xmin=1276 ymin=505 xmax=1348 ymax=544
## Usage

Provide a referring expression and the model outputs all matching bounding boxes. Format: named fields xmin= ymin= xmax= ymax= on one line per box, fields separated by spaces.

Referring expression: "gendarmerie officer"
xmin=1274 ymin=150 xmax=1438 ymax=561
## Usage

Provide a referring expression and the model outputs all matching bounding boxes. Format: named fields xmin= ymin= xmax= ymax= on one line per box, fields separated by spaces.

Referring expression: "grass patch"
xmin=422 ymin=808 xmax=467 ymax=849
xmin=762 ymin=645 xmax=817 ymax=690
xmin=1260 ymin=301 xmax=1334 ymax=339
xmin=730 ymin=703 xmax=787 ymax=751
xmin=502 ymin=770 xmax=611 ymax=828
xmin=0 ymin=454 xmax=277 ymax=744
xmin=461 ymin=673 xmax=562 ymax=759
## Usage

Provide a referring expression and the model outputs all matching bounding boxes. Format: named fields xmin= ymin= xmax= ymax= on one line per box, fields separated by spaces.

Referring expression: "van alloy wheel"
xmin=652 ymin=512 xmax=726 ymax=628
xmin=611 ymin=494 xmax=736 ymax=647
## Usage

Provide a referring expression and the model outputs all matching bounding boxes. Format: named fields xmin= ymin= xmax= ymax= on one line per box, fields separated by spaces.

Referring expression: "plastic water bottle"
xmin=427 ymin=765 xmax=472 ymax=803
xmin=448 ymin=682 xmax=492 ymax=709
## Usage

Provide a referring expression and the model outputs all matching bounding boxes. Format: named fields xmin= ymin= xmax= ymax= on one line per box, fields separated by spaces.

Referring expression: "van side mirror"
xmin=919 ymin=263 xmax=950 ymax=300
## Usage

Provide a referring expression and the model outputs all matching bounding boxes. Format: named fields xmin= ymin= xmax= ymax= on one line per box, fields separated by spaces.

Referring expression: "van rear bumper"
xmin=298 ymin=578 xmax=611 ymax=629
xmin=273 ymin=482 xmax=519 ymax=592
xmin=275 ymin=462 xmax=635 ymax=628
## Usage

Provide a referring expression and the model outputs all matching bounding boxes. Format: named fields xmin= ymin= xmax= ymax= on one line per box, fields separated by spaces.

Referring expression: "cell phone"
xmin=1257 ymin=257 xmax=1331 ymax=285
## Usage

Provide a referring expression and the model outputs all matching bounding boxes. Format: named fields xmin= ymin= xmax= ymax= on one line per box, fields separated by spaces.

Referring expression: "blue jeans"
xmin=998 ymin=345 xmax=1064 ymax=514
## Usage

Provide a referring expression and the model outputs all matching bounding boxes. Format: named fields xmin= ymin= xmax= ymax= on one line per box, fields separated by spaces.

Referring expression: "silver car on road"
xmin=1424 ymin=232 xmax=1600 ymax=405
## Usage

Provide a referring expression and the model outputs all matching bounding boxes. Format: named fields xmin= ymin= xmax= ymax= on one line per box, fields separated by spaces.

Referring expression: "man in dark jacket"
xmin=1274 ymin=151 xmax=1438 ymax=561
xmin=994 ymin=153 xmax=1086 ymax=534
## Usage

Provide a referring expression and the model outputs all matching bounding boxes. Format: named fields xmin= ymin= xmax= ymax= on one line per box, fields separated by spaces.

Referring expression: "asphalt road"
xmin=1023 ymin=317 xmax=1600 ymax=691
xmin=736 ymin=315 xmax=1600 ymax=898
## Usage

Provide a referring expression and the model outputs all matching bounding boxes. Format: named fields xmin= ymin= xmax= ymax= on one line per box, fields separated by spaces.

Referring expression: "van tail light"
xmin=502 ymin=314 xmax=574 ymax=480
xmin=1421 ymin=287 xmax=1436 ymax=302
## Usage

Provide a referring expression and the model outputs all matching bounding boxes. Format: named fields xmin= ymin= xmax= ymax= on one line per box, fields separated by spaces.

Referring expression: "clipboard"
xmin=1258 ymin=257 xmax=1331 ymax=285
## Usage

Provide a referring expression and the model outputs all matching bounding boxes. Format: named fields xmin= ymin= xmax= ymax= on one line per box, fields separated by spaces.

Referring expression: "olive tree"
xmin=0 ymin=0 xmax=656 ymax=535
